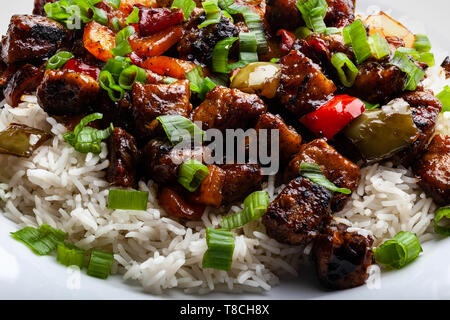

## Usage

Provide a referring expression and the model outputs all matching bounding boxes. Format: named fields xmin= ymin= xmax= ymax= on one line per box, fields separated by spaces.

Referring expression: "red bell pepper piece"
xmin=277 ymin=29 xmax=295 ymax=54
xmin=138 ymin=7 xmax=184 ymax=37
xmin=300 ymin=95 xmax=365 ymax=140
xmin=63 ymin=59 xmax=101 ymax=80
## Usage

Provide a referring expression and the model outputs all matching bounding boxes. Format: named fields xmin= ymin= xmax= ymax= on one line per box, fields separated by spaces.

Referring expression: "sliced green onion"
xmin=157 ymin=115 xmax=205 ymax=145
xmin=111 ymin=17 xmax=122 ymax=32
xmin=270 ymin=58 xmax=280 ymax=63
xmin=112 ymin=26 xmax=135 ymax=57
xmin=343 ymin=19 xmax=372 ymax=64
xmin=57 ymin=242 xmax=85 ymax=268
xmin=185 ymin=65 xmax=216 ymax=100
xmin=414 ymin=34 xmax=431 ymax=53
xmin=362 ymin=100 xmax=380 ymax=110
xmin=221 ymin=191 xmax=269 ymax=230
xmin=126 ymin=7 xmax=140 ymax=24
xmin=212 ymin=37 xmax=239 ymax=73
xmin=390 ymin=50 xmax=425 ymax=91
xmin=299 ymin=162 xmax=351 ymax=194
xmin=87 ymin=249 xmax=114 ymax=279
xmin=99 ymin=70 xmax=125 ymax=101
xmin=46 ymin=51 xmax=74 ymax=70
xmin=331 ymin=52 xmax=358 ymax=87
xmin=237 ymin=32 xmax=258 ymax=64
xmin=417 ymin=52 xmax=435 ymax=67
xmin=397 ymin=47 xmax=435 ymax=67
xmin=368 ymin=32 xmax=390 ymax=60
xmin=118 ymin=65 xmax=147 ymax=90
xmin=202 ymin=228 xmax=235 ymax=271
xmin=116 ymin=26 xmax=135 ymax=45
xmin=178 ymin=159 xmax=209 ymax=192
xmin=434 ymin=206 xmax=450 ymax=236
xmin=107 ymin=189 xmax=149 ymax=210
xmin=296 ymin=0 xmax=328 ymax=33
xmin=171 ymin=0 xmax=196 ymax=21
xmin=106 ymin=0 xmax=121 ymax=9
xmin=324 ymin=27 xmax=340 ymax=35
xmin=198 ymin=0 xmax=222 ymax=28
xmin=63 ymin=112 xmax=114 ymax=154
xmin=103 ymin=56 xmax=132 ymax=79
xmin=92 ymin=7 xmax=108 ymax=25
xmin=437 ymin=85 xmax=450 ymax=113
xmin=295 ymin=26 xmax=312 ymax=39
xmin=374 ymin=231 xmax=422 ymax=269
xmin=11 ymin=224 xmax=67 ymax=256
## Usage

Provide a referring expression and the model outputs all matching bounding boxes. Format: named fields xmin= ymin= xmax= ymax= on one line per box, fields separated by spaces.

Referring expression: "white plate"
xmin=0 ymin=0 xmax=449 ymax=300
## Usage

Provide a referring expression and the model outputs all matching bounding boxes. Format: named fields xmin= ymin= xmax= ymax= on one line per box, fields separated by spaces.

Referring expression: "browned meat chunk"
xmin=324 ymin=0 xmax=355 ymax=28
xmin=313 ymin=228 xmax=374 ymax=290
xmin=262 ymin=176 xmax=332 ymax=245
xmin=267 ymin=0 xmax=303 ymax=31
xmin=97 ymin=92 xmax=136 ymax=136
xmin=221 ymin=164 xmax=263 ymax=204
xmin=4 ymin=64 xmax=44 ymax=107
xmin=350 ymin=59 xmax=407 ymax=104
xmin=1 ymin=15 xmax=69 ymax=65
xmin=177 ymin=13 xmax=238 ymax=65
xmin=36 ymin=69 xmax=100 ymax=116
xmin=132 ymin=80 xmax=191 ymax=138
xmin=33 ymin=0 xmax=57 ymax=16
xmin=395 ymin=90 xmax=442 ymax=164
xmin=441 ymin=56 xmax=450 ymax=79
xmin=189 ymin=165 xmax=226 ymax=207
xmin=255 ymin=113 xmax=302 ymax=165
xmin=159 ymin=187 xmax=205 ymax=220
xmin=285 ymin=139 xmax=360 ymax=212
xmin=106 ymin=127 xmax=140 ymax=188
xmin=277 ymin=50 xmax=336 ymax=117
xmin=191 ymin=86 xmax=266 ymax=132
xmin=414 ymin=134 xmax=450 ymax=206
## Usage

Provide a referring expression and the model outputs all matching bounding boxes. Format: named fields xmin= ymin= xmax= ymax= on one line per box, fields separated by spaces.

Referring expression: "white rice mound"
xmin=0 ymin=65 xmax=448 ymax=294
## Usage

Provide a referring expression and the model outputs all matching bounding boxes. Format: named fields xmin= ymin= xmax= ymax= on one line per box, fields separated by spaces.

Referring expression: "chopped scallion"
xmin=299 ymin=162 xmax=351 ymax=194
xmin=390 ymin=50 xmax=425 ymax=91
xmin=178 ymin=159 xmax=209 ymax=192
xmin=342 ymin=19 xmax=372 ymax=64
xmin=436 ymin=85 xmax=450 ymax=113
xmin=11 ymin=224 xmax=67 ymax=256
xmin=87 ymin=249 xmax=114 ymax=279
xmin=202 ymin=228 xmax=235 ymax=271
xmin=126 ymin=7 xmax=140 ymax=24
xmin=185 ymin=65 xmax=216 ymax=100
xmin=296 ymin=0 xmax=328 ymax=33
xmin=198 ymin=0 xmax=222 ymax=28
xmin=368 ymin=32 xmax=390 ymax=59
xmin=331 ymin=52 xmax=358 ymax=87
xmin=374 ymin=231 xmax=422 ymax=269
xmin=118 ymin=65 xmax=147 ymax=90
xmin=434 ymin=206 xmax=450 ymax=236
xmin=107 ymin=189 xmax=149 ymax=211
xmin=57 ymin=242 xmax=86 ymax=268
xmin=414 ymin=34 xmax=431 ymax=53
xmin=46 ymin=51 xmax=74 ymax=70
xmin=171 ymin=0 xmax=196 ymax=21
xmin=157 ymin=115 xmax=205 ymax=145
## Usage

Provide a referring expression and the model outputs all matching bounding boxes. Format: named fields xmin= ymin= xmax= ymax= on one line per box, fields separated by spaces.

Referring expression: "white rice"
xmin=0 ymin=62 xmax=448 ymax=295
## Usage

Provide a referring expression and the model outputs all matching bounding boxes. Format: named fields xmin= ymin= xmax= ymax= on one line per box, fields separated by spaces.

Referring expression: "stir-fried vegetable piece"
xmin=57 ymin=242 xmax=86 ymax=268
xmin=295 ymin=26 xmax=312 ymax=39
xmin=434 ymin=206 xmax=450 ymax=236
xmin=185 ymin=65 xmax=217 ymax=100
xmin=368 ymin=32 xmax=390 ymax=59
xmin=396 ymin=47 xmax=435 ymax=67
xmin=437 ymin=85 xmax=450 ymax=113
xmin=414 ymin=34 xmax=432 ymax=53
xmin=63 ymin=113 xmax=114 ymax=154
xmin=46 ymin=51 xmax=74 ymax=70
xmin=230 ymin=62 xmax=281 ymax=99
xmin=112 ymin=25 xmax=135 ymax=56
xmin=296 ymin=0 xmax=328 ymax=33
xmin=300 ymin=95 xmax=365 ymax=140
xmin=390 ymin=50 xmax=425 ymax=91
xmin=221 ymin=191 xmax=269 ymax=230
xmin=83 ymin=21 xmax=116 ymax=62
xmin=126 ymin=6 xmax=140 ymax=24
xmin=87 ymin=249 xmax=114 ymax=279
xmin=0 ymin=124 xmax=52 ymax=158
xmin=331 ymin=53 xmax=359 ymax=87
xmin=138 ymin=7 xmax=183 ymax=36
xmin=202 ymin=228 xmax=235 ymax=271
xmin=106 ymin=0 xmax=121 ymax=9
xmin=171 ymin=0 xmax=196 ymax=21
xmin=212 ymin=37 xmax=239 ymax=73
xmin=374 ymin=231 xmax=422 ymax=269
xmin=128 ymin=25 xmax=183 ymax=57
xmin=178 ymin=159 xmax=210 ymax=192
xmin=63 ymin=58 xmax=101 ymax=79
xmin=343 ymin=100 xmax=419 ymax=161
xmin=118 ymin=65 xmax=147 ymax=89
xmin=199 ymin=0 xmax=223 ymax=28
xmin=299 ymin=163 xmax=351 ymax=194
xmin=11 ymin=224 xmax=67 ymax=256
xmin=157 ymin=115 xmax=205 ymax=145
xmin=107 ymin=189 xmax=149 ymax=210
xmin=343 ymin=19 xmax=372 ymax=64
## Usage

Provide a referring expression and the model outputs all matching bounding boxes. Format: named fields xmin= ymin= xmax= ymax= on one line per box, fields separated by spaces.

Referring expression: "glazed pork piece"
xmin=262 ymin=176 xmax=332 ymax=245
xmin=255 ymin=113 xmax=302 ymax=165
xmin=106 ymin=127 xmax=140 ymax=188
xmin=221 ymin=164 xmax=264 ymax=204
xmin=277 ymin=50 xmax=336 ymax=117
xmin=324 ymin=0 xmax=355 ymax=28
xmin=1 ymin=15 xmax=69 ymax=65
xmin=313 ymin=228 xmax=374 ymax=290
xmin=36 ymin=69 xmax=100 ymax=116
xmin=350 ymin=59 xmax=407 ymax=105
xmin=158 ymin=187 xmax=205 ymax=220
xmin=132 ymin=80 xmax=192 ymax=138
xmin=3 ymin=64 xmax=44 ymax=107
xmin=414 ymin=134 xmax=450 ymax=206
xmin=395 ymin=90 xmax=443 ymax=164
xmin=284 ymin=139 xmax=360 ymax=212
xmin=177 ymin=13 xmax=238 ymax=65
xmin=189 ymin=165 xmax=226 ymax=208
xmin=191 ymin=86 xmax=267 ymax=132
